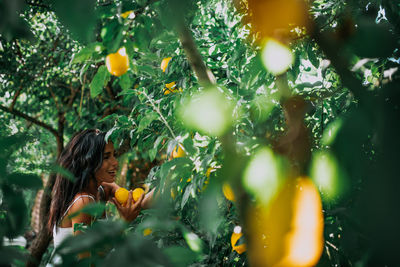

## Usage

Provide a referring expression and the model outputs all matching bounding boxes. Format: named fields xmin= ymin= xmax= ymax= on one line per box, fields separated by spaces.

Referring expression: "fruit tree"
xmin=0 ymin=0 xmax=399 ymax=266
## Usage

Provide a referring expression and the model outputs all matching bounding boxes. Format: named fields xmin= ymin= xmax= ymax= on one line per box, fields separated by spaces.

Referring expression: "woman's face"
xmin=94 ymin=142 xmax=118 ymax=184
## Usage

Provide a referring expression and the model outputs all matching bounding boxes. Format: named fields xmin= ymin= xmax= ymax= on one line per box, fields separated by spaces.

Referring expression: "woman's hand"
xmin=100 ymin=182 xmax=120 ymax=201
xmin=112 ymin=190 xmax=144 ymax=222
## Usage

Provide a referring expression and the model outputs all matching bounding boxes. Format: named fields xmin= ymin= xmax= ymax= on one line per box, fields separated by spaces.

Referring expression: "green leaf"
xmin=181 ymin=184 xmax=192 ymax=209
xmin=148 ymin=148 xmax=157 ymax=161
xmin=119 ymin=74 xmax=132 ymax=91
xmin=137 ymin=112 xmax=159 ymax=132
xmin=160 ymin=160 xmax=177 ymax=181
xmin=182 ymin=138 xmax=196 ymax=155
xmin=0 ymin=246 xmax=27 ymax=265
xmin=53 ymin=0 xmax=97 ymax=44
xmin=90 ymin=65 xmax=110 ymax=98
xmin=137 ymin=65 xmax=158 ymax=76
xmin=307 ymin=46 xmax=319 ymax=68
xmin=101 ymin=19 xmax=124 ymax=53
xmin=71 ymin=47 xmax=93 ymax=64
xmin=163 ymin=246 xmax=198 ymax=266
xmin=2 ymin=185 xmax=27 ymax=238
xmin=50 ymin=164 xmax=75 ymax=182
xmin=6 ymin=173 xmax=42 ymax=190
xmin=68 ymin=202 xmax=106 ymax=219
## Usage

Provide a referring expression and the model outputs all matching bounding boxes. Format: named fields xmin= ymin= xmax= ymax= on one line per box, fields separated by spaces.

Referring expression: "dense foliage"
xmin=1 ymin=0 xmax=399 ymax=266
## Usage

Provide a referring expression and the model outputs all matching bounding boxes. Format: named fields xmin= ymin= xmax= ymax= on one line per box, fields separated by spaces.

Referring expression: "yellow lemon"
xmin=105 ymin=47 xmax=129 ymax=77
xmin=132 ymin=188 xmax=145 ymax=202
xmin=163 ymin=81 xmax=181 ymax=95
xmin=115 ymin=187 xmax=129 ymax=205
xmin=171 ymin=144 xmax=186 ymax=159
xmin=206 ymin=167 xmax=215 ymax=178
xmin=247 ymin=0 xmax=309 ymax=41
xmin=171 ymin=188 xmax=177 ymax=200
xmin=165 ymin=81 xmax=175 ymax=88
xmin=222 ymin=183 xmax=235 ymax=201
xmin=160 ymin=57 xmax=172 ymax=72
xmin=231 ymin=226 xmax=247 ymax=254
xmin=163 ymin=87 xmax=182 ymax=95
xmin=121 ymin=10 xmax=134 ymax=19
xmin=247 ymin=177 xmax=324 ymax=267
xmin=143 ymin=228 xmax=153 ymax=236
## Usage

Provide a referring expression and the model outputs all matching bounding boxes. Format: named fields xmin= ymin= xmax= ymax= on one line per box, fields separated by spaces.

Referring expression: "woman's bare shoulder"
xmin=68 ymin=193 xmax=96 ymax=214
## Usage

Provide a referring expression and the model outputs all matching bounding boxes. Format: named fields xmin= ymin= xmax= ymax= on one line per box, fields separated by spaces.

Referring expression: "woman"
xmin=48 ymin=129 xmax=153 ymax=257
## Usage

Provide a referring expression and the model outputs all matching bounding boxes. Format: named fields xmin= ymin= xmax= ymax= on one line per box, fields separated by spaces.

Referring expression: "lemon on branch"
xmin=143 ymin=228 xmax=153 ymax=236
xmin=231 ymin=226 xmax=247 ymax=254
xmin=171 ymin=144 xmax=186 ymax=159
xmin=163 ymin=81 xmax=182 ymax=95
xmin=105 ymin=47 xmax=129 ymax=77
xmin=170 ymin=188 xmax=177 ymax=200
xmin=222 ymin=183 xmax=235 ymax=201
xmin=121 ymin=10 xmax=135 ymax=19
xmin=160 ymin=57 xmax=172 ymax=72
xmin=206 ymin=167 xmax=215 ymax=178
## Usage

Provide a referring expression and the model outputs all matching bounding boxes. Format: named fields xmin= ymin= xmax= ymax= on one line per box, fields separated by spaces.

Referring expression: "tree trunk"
xmin=26 ymin=174 xmax=56 ymax=267
xmin=27 ymin=119 xmax=64 ymax=267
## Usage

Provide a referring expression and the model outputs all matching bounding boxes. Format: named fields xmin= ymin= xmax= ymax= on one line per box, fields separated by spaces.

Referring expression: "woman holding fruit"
xmin=47 ymin=129 xmax=154 ymax=259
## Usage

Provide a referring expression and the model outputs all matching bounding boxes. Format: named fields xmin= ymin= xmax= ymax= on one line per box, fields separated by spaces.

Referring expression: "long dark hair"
xmin=48 ymin=129 xmax=106 ymax=231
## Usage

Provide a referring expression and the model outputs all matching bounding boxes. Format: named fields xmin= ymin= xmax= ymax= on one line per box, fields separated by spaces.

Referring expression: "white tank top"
xmin=53 ymin=194 xmax=95 ymax=249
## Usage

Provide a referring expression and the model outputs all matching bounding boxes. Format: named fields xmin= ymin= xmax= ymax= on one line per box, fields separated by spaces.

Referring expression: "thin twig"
xmin=79 ymin=75 xmax=86 ymax=116
xmin=141 ymin=91 xmax=176 ymax=139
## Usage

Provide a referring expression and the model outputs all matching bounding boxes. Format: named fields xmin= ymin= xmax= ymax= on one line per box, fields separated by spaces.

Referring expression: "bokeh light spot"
xmin=261 ymin=39 xmax=293 ymax=75
xmin=243 ymin=147 xmax=280 ymax=205
xmin=311 ymin=150 xmax=347 ymax=200
xmin=178 ymin=87 xmax=234 ymax=137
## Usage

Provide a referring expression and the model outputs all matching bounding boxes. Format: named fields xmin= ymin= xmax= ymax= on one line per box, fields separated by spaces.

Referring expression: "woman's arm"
xmin=141 ymin=188 xmax=156 ymax=209
xmin=68 ymin=196 xmax=95 ymax=259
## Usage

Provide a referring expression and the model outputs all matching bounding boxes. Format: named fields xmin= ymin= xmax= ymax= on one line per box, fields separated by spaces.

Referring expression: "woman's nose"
xmin=112 ymin=157 xmax=118 ymax=168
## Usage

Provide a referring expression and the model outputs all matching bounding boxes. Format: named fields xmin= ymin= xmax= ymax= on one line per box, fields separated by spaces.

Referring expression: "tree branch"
xmin=106 ymin=84 xmax=116 ymax=101
xmin=48 ymin=86 xmax=61 ymax=112
xmin=0 ymin=104 xmax=58 ymax=137
xmin=311 ymin=29 xmax=363 ymax=101
xmin=67 ymin=85 xmax=79 ymax=108
xmin=177 ymin=21 xmax=216 ymax=86
xmin=10 ymin=85 xmax=22 ymax=111
xmin=13 ymin=40 xmax=25 ymax=64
